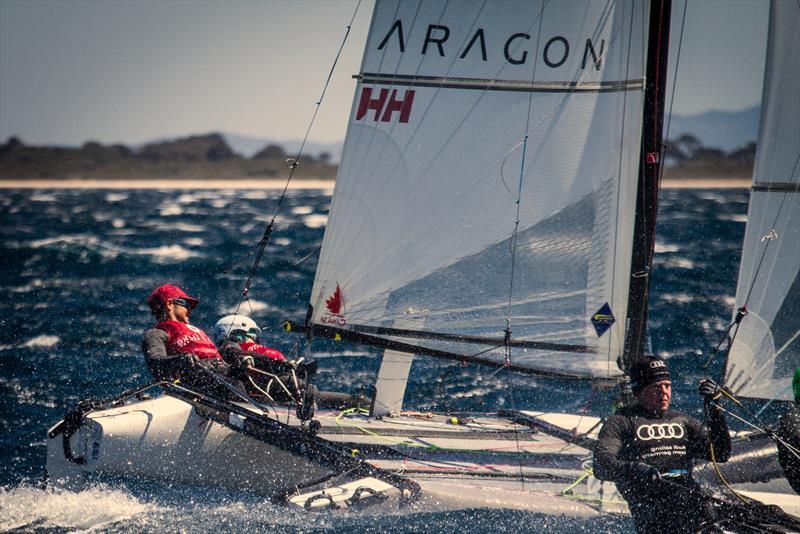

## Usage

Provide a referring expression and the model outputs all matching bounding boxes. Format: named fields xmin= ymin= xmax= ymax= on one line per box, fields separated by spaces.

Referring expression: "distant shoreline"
xmin=0 ymin=178 xmax=752 ymax=190
xmin=0 ymin=179 xmax=336 ymax=190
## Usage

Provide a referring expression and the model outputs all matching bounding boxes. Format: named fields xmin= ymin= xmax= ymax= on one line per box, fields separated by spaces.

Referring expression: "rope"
xmin=704 ymin=400 xmax=751 ymax=504
xmin=228 ymin=0 xmax=363 ymax=312
xmin=717 ymin=387 xmax=800 ymax=459
xmin=334 ymin=407 xmax=430 ymax=448
xmin=559 ymin=466 xmax=628 ymax=506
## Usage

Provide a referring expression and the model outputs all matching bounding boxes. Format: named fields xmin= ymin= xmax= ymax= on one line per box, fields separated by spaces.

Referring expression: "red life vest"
xmin=156 ymin=320 xmax=222 ymax=360
xmin=239 ymin=340 xmax=286 ymax=361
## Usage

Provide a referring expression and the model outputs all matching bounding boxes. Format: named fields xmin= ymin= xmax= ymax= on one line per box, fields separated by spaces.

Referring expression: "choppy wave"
xmin=303 ymin=214 xmax=328 ymax=228
xmin=132 ymin=245 xmax=204 ymax=263
xmin=218 ymin=299 xmax=282 ymax=316
xmin=0 ymin=484 xmax=158 ymax=532
xmin=20 ymin=335 xmax=60 ymax=348
xmin=0 ymin=187 xmax=748 ymax=533
xmin=105 ymin=193 xmax=129 ymax=203
xmin=29 ymin=193 xmax=57 ymax=202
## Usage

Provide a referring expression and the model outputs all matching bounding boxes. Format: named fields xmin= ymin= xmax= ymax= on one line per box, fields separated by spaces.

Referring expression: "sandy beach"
xmin=0 ymin=178 xmax=751 ymax=189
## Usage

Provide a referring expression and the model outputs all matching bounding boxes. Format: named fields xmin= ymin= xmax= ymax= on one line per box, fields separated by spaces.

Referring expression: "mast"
xmin=622 ymin=0 xmax=672 ymax=376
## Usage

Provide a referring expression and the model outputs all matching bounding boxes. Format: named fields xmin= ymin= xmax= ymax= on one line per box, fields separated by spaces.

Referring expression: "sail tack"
xmin=310 ymin=0 xmax=651 ymax=379
xmin=725 ymin=0 xmax=800 ymax=401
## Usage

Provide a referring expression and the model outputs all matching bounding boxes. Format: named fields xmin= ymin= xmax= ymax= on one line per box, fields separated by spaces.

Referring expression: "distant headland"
xmin=0 ymin=133 xmax=336 ymax=181
xmin=0 ymin=132 xmax=754 ymax=184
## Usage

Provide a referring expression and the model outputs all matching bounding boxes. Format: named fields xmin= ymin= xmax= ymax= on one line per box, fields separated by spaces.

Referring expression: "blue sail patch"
xmin=591 ymin=303 xmax=616 ymax=337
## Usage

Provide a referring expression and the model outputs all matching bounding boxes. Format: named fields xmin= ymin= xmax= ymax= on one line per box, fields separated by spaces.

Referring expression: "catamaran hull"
xmin=46 ymin=394 xmax=624 ymax=516
xmin=48 ymin=394 xmax=798 ymax=522
xmin=46 ymin=395 xmax=333 ymax=496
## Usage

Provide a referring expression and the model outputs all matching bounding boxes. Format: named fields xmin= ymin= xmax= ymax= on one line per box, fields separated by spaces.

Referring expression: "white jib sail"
xmin=310 ymin=0 xmax=650 ymax=379
xmin=724 ymin=0 xmax=800 ymax=401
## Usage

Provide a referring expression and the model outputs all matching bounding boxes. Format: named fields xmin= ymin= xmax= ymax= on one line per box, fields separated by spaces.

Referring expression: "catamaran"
xmin=46 ymin=0 xmax=799 ymax=527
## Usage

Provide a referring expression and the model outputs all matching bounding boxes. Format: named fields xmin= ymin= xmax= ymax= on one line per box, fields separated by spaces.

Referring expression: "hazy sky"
xmin=0 ymin=0 xmax=768 ymax=147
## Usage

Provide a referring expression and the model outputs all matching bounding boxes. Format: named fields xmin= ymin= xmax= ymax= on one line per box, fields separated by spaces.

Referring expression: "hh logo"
xmin=322 ymin=283 xmax=347 ymax=326
xmin=356 ymin=87 xmax=415 ymax=123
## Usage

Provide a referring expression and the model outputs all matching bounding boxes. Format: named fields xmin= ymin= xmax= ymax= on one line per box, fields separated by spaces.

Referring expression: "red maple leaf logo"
xmin=325 ymin=283 xmax=345 ymax=316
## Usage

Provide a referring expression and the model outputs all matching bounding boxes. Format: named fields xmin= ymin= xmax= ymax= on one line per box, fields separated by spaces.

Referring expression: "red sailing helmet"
xmin=147 ymin=284 xmax=199 ymax=313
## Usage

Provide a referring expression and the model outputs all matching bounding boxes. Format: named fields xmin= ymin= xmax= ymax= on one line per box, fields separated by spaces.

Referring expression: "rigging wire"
xmin=499 ymin=0 xmax=549 ymax=490
xmin=707 ymin=151 xmax=800 ymax=376
xmin=660 ymin=0 xmax=687 ymax=161
xmin=227 ymin=0 xmax=363 ymax=314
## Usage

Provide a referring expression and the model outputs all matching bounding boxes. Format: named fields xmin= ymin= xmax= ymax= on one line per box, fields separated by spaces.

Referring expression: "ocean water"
xmin=0 ymin=186 xmax=752 ymax=532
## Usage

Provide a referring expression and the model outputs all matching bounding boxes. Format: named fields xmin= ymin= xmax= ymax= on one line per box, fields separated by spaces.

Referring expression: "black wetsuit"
xmin=593 ymin=403 xmax=731 ymax=533
xmin=777 ymin=401 xmax=800 ymax=494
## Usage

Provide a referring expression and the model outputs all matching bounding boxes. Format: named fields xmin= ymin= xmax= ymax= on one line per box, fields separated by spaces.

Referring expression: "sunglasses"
xmin=171 ymin=298 xmax=191 ymax=309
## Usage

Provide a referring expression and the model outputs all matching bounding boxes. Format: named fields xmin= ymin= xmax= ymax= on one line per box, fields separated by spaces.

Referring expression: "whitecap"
xmin=171 ymin=222 xmax=205 ymax=233
xmin=273 ymin=237 xmax=291 ymax=247
xmin=29 ymin=234 xmax=92 ymax=248
xmin=21 ymin=335 xmax=60 ymax=348
xmin=30 ymin=194 xmax=57 ymax=202
xmin=183 ymin=237 xmax=205 ymax=246
xmin=133 ymin=245 xmax=203 ymax=263
xmin=241 ymin=191 xmax=269 ymax=200
xmin=109 ymin=229 xmax=137 ymax=236
xmin=717 ymin=213 xmax=748 ymax=223
xmin=654 ymin=242 xmax=680 ymax=253
xmin=291 ymin=206 xmax=313 ymax=215
xmin=661 ymin=293 xmax=694 ymax=304
xmin=9 ymin=279 xmax=46 ymax=293
xmin=159 ymin=205 xmax=184 ymax=216
xmin=176 ymin=193 xmax=197 ymax=204
xmin=661 ymin=257 xmax=695 ymax=269
xmin=303 ymin=214 xmax=328 ymax=229
xmin=0 ymin=484 xmax=159 ymax=532
xmin=211 ymin=199 xmax=230 ymax=208
xmin=105 ymin=193 xmax=128 ymax=203
xmin=218 ymin=299 xmax=282 ymax=315
xmin=111 ymin=218 xmax=126 ymax=228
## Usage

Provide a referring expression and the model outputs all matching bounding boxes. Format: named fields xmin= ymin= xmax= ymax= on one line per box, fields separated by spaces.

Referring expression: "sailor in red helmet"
xmin=142 ymin=284 xmax=244 ymax=397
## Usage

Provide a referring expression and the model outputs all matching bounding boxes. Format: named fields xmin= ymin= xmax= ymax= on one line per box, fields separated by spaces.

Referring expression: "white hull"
xmin=48 ymin=391 xmax=800 ymax=521
xmin=46 ymin=393 xmax=625 ymax=515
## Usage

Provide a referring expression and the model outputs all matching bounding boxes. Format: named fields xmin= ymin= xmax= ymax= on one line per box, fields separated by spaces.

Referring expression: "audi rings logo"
xmin=636 ymin=423 xmax=685 ymax=441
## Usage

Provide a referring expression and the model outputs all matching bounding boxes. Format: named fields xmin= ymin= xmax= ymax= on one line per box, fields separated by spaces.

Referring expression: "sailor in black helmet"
xmin=593 ymin=356 xmax=731 ymax=533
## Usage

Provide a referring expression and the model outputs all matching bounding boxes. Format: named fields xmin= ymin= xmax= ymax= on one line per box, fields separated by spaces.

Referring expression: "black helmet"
xmin=630 ymin=356 xmax=671 ymax=393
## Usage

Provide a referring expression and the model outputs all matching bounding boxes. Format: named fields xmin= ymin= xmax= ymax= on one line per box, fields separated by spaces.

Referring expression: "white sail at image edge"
xmin=725 ymin=0 xmax=800 ymax=401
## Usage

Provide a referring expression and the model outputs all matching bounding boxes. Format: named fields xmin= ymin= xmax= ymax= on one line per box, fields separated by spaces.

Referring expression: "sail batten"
xmin=309 ymin=0 xmax=651 ymax=379
xmin=358 ymin=72 xmax=645 ymax=93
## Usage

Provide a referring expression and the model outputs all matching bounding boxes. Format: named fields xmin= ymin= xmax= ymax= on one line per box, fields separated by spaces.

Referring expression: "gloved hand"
xmin=182 ymin=353 xmax=200 ymax=367
xmin=296 ymin=359 xmax=318 ymax=376
xmin=236 ymin=354 xmax=255 ymax=370
xmin=633 ymin=462 xmax=661 ymax=482
xmin=699 ymin=379 xmax=722 ymax=402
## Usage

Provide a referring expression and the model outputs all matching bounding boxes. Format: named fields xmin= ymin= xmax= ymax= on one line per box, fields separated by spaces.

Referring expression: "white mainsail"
xmin=724 ymin=0 xmax=800 ymax=401
xmin=309 ymin=0 xmax=652 ymax=379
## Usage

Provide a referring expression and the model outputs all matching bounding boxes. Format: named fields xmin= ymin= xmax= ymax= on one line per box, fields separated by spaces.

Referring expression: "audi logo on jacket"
xmin=592 ymin=403 xmax=731 ymax=533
